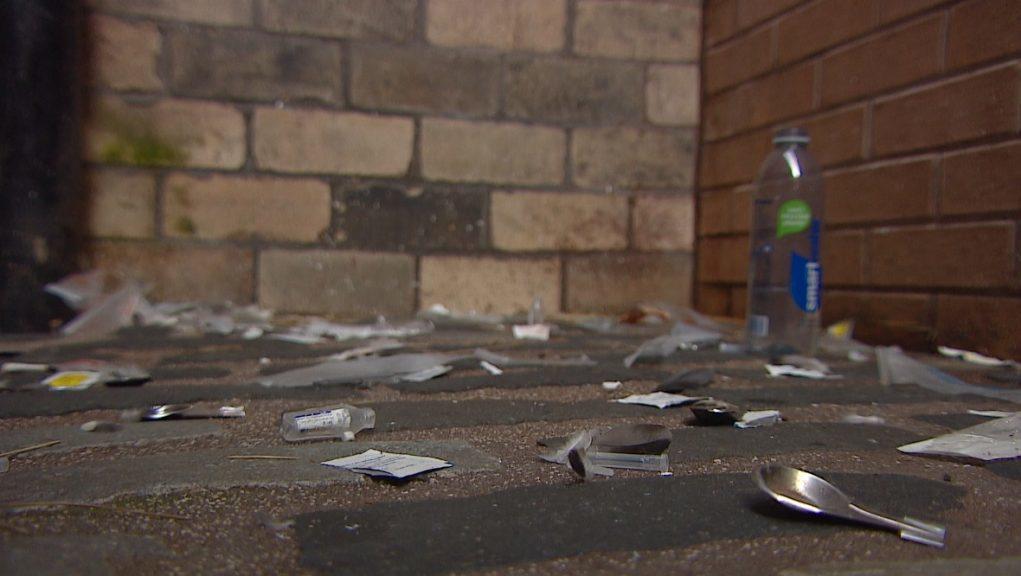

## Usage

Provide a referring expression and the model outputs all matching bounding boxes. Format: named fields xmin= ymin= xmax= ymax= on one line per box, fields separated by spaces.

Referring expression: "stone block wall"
xmin=83 ymin=0 xmax=702 ymax=318
xmin=698 ymin=0 xmax=1021 ymax=358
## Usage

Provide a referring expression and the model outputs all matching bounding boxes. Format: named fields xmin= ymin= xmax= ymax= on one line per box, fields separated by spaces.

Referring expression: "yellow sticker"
xmin=45 ymin=371 xmax=100 ymax=390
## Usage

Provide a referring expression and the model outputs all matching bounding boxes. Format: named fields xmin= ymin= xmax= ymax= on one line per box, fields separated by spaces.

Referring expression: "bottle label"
xmin=294 ymin=409 xmax=351 ymax=431
xmin=789 ymin=219 xmax=823 ymax=312
xmin=777 ymin=200 xmax=811 ymax=238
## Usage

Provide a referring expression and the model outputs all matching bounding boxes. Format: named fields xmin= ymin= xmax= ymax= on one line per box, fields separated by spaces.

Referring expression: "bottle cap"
xmin=773 ymin=127 xmax=810 ymax=146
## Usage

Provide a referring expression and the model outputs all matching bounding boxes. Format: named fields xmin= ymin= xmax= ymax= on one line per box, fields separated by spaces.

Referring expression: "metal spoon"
xmin=753 ymin=464 xmax=946 ymax=547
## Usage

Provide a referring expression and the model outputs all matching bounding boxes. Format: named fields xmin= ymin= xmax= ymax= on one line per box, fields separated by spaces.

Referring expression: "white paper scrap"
xmin=899 ymin=413 xmax=1021 ymax=461
xmin=735 ymin=410 xmax=781 ymax=429
xmin=322 ymin=449 xmax=452 ymax=479
xmin=615 ymin=392 xmax=705 ymax=409
xmin=937 ymin=346 xmax=1013 ymax=367
xmin=842 ymin=414 xmax=886 ymax=425
xmin=512 ymin=324 xmax=550 ymax=341
xmin=967 ymin=410 xmax=1015 ymax=418
xmin=766 ymin=364 xmax=834 ymax=379
xmin=480 ymin=361 xmax=503 ymax=375
xmin=601 ymin=381 xmax=622 ymax=391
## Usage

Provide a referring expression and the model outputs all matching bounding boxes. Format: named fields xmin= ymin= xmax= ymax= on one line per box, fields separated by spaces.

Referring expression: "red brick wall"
xmin=698 ymin=0 xmax=1020 ymax=359
xmin=82 ymin=0 xmax=702 ymax=318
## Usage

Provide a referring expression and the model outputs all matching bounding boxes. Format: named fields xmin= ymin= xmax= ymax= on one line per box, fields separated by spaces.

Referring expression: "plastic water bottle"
xmin=746 ymin=128 xmax=824 ymax=354
xmin=280 ymin=404 xmax=375 ymax=442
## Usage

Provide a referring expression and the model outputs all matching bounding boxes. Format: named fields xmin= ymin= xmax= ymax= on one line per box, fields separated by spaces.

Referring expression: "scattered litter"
xmin=689 ymin=399 xmax=740 ymax=426
xmin=282 ymin=317 xmax=433 ymax=342
xmin=480 ymin=361 xmax=503 ymax=375
xmin=258 ymin=352 xmax=464 ymax=388
xmin=399 ymin=365 xmax=453 ymax=382
xmin=899 ymin=413 xmax=1021 ymax=461
xmin=266 ymin=333 xmax=325 ymax=345
xmin=841 ymin=414 xmax=886 ymax=425
xmin=327 ymin=338 xmax=404 ymax=362
xmin=242 ymin=326 xmax=264 ymax=340
xmin=45 ymin=269 xmax=106 ymax=310
xmin=80 ymin=420 xmax=122 ymax=432
xmin=765 ymin=364 xmax=833 ymax=379
xmin=601 ymin=381 xmax=621 ymax=391
xmin=59 ymin=283 xmax=144 ymax=339
xmin=567 ymin=448 xmax=614 ymax=481
xmin=615 ymin=392 xmax=706 ymax=409
xmin=967 ymin=410 xmax=1014 ymax=418
xmin=322 ymin=449 xmax=452 ymax=480
xmin=754 ymin=464 xmax=946 ymax=547
xmin=542 ymin=424 xmax=672 ymax=478
xmin=124 ymin=404 xmax=245 ymax=421
xmin=281 ymin=404 xmax=376 ymax=442
xmin=512 ymin=324 xmax=550 ymax=341
xmin=0 ymin=362 xmax=50 ymax=373
xmin=623 ymin=322 xmax=721 ymax=367
xmin=44 ymin=370 xmax=101 ymax=391
xmin=418 ymin=304 xmax=505 ymax=328
xmin=820 ymin=319 xmax=874 ymax=361
xmin=228 ymin=455 xmax=298 ymax=461
xmin=57 ymin=360 xmax=150 ymax=387
xmin=735 ymin=409 xmax=781 ymax=429
xmin=937 ymin=346 xmax=1016 ymax=367
xmin=474 ymin=349 xmax=595 ymax=368
xmin=777 ymin=354 xmax=831 ymax=374
xmin=655 ymin=368 xmax=714 ymax=393
xmin=877 ymin=346 xmax=1021 ymax=403
xmin=848 ymin=350 xmax=870 ymax=363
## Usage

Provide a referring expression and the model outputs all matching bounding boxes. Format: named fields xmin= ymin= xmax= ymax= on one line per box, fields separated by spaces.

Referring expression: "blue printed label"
xmin=789 ymin=218 xmax=823 ymax=312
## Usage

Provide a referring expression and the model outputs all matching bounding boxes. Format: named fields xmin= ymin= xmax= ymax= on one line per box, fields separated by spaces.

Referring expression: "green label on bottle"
xmin=777 ymin=200 xmax=811 ymax=238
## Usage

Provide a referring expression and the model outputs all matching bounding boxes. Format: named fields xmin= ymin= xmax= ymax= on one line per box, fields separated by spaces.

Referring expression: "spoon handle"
xmin=848 ymin=504 xmax=946 ymax=548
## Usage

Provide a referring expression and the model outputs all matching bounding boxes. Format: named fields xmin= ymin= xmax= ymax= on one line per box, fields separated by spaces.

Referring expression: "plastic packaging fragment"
xmin=322 ymin=449 xmax=452 ymax=479
xmin=623 ymin=322 xmax=722 ymax=367
xmin=473 ymin=348 xmax=595 ymax=368
xmin=615 ymin=392 xmax=707 ymax=409
xmin=967 ymin=410 xmax=1014 ymax=418
xmin=898 ymin=413 xmax=1021 ymax=461
xmin=842 ymin=414 xmax=886 ymax=425
xmin=418 ymin=304 xmax=506 ymax=328
xmin=44 ymin=270 xmax=106 ymax=310
xmin=327 ymin=339 xmax=404 ymax=362
xmin=567 ymin=448 xmax=614 ymax=481
xmin=735 ymin=410 xmax=782 ymax=429
xmin=765 ymin=364 xmax=834 ymax=379
xmin=543 ymin=424 xmax=671 ymax=477
xmin=58 ymin=360 xmax=151 ymax=387
xmin=480 ymin=361 xmax=503 ymax=375
xmin=1 ymin=362 xmax=50 ymax=373
xmin=81 ymin=420 xmax=122 ymax=432
xmin=124 ymin=404 xmax=246 ymax=421
xmin=281 ymin=317 xmax=433 ymax=342
xmin=655 ymin=368 xmax=714 ymax=393
xmin=777 ymin=354 xmax=831 ymax=374
xmin=281 ymin=404 xmax=375 ymax=442
xmin=937 ymin=346 xmax=1017 ymax=368
xmin=60 ymin=283 xmax=144 ymax=339
xmin=820 ymin=319 xmax=874 ymax=361
xmin=398 ymin=365 xmax=453 ymax=383
xmin=540 ymin=429 xmax=593 ymax=464
xmin=258 ymin=352 xmax=466 ymax=388
xmin=876 ymin=346 xmax=1021 ymax=404
xmin=512 ymin=324 xmax=550 ymax=341
xmin=44 ymin=370 xmax=101 ymax=391
xmin=601 ymin=381 xmax=621 ymax=391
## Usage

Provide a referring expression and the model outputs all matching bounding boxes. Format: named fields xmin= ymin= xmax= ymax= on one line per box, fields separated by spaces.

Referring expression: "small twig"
xmin=227 ymin=455 xmax=298 ymax=461
xmin=0 ymin=440 xmax=60 ymax=459
xmin=1 ymin=500 xmax=189 ymax=521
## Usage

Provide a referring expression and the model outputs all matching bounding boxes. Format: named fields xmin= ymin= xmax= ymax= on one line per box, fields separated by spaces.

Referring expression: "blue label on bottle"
xmin=790 ymin=219 xmax=823 ymax=312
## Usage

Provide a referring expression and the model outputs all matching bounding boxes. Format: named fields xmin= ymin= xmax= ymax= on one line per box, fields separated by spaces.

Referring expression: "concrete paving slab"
xmin=389 ymin=365 xmax=671 ymax=393
xmin=149 ymin=366 xmax=232 ymax=380
xmin=296 ymin=472 xmax=963 ymax=576
xmin=0 ymin=441 xmax=499 ymax=503
xmin=0 ymin=535 xmax=170 ymax=576
xmin=781 ymin=556 xmax=1021 ymax=576
xmin=912 ymin=413 xmax=992 ymax=429
xmin=0 ymin=420 xmax=224 ymax=455
xmin=367 ymin=399 xmax=640 ymax=431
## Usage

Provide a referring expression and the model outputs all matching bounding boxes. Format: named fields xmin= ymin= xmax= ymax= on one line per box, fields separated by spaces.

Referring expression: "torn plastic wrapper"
xmin=615 ymin=392 xmax=707 ymax=409
xmin=44 ymin=270 xmax=106 ymax=311
xmin=777 ymin=354 xmax=831 ymax=374
xmin=820 ymin=319 xmax=873 ymax=361
xmin=765 ymin=364 xmax=835 ymax=379
xmin=282 ymin=317 xmax=433 ymax=342
xmin=60 ymin=283 xmax=145 ymax=340
xmin=322 ymin=449 xmax=452 ymax=480
xmin=877 ymin=346 xmax=1021 ymax=404
xmin=327 ymin=339 xmax=404 ymax=362
xmin=258 ymin=352 xmax=466 ymax=388
xmin=623 ymin=322 xmax=722 ymax=367
xmin=543 ymin=424 xmax=672 ymax=477
xmin=842 ymin=414 xmax=886 ymax=425
xmin=398 ymin=365 xmax=453 ymax=383
xmin=480 ymin=361 xmax=503 ymax=375
xmin=512 ymin=324 xmax=551 ymax=341
xmin=937 ymin=346 xmax=1018 ymax=368
xmin=898 ymin=413 xmax=1021 ymax=461
xmin=417 ymin=304 xmax=506 ymax=329
xmin=473 ymin=349 xmax=595 ymax=369
xmin=58 ymin=360 xmax=151 ymax=387
xmin=125 ymin=404 xmax=245 ymax=421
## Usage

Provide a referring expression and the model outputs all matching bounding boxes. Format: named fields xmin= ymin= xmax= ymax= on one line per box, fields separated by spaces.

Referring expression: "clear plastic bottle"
xmin=746 ymin=128 xmax=824 ymax=354
xmin=280 ymin=404 xmax=375 ymax=442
